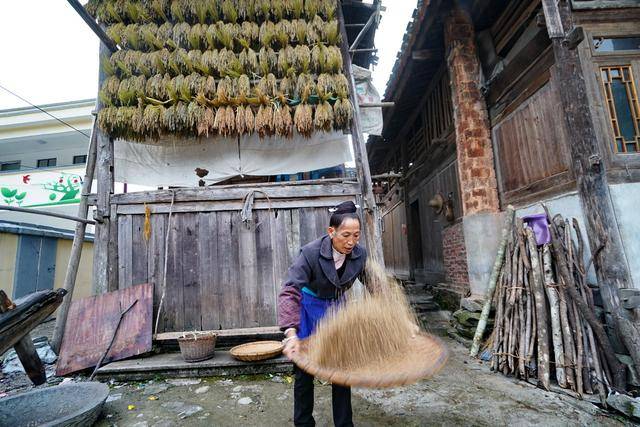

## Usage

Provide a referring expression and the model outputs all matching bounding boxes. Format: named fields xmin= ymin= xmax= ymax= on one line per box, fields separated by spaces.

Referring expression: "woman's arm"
xmin=277 ymin=252 xmax=312 ymax=332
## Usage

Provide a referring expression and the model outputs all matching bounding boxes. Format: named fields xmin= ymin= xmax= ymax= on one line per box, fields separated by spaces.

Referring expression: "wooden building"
xmin=368 ymin=0 xmax=640 ymax=307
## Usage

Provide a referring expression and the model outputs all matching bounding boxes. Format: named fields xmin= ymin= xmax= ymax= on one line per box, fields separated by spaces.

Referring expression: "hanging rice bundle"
xmin=201 ymin=50 xmax=219 ymax=76
xmin=307 ymin=15 xmax=324 ymax=44
xmin=323 ymin=20 xmax=340 ymax=45
xmin=218 ymin=48 xmax=243 ymax=77
xmin=272 ymin=0 xmax=285 ymax=21
xmin=198 ymin=107 xmax=216 ymax=137
xmin=185 ymin=72 xmax=204 ymax=98
xmin=106 ymin=23 xmax=125 ymax=46
xmin=334 ymin=98 xmax=352 ymax=129
xmin=277 ymin=46 xmax=294 ymax=77
xmin=304 ymin=0 xmax=320 ymax=20
xmin=325 ymin=46 xmax=343 ymax=73
xmin=311 ymin=44 xmax=327 ymax=74
xmin=239 ymin=48 xmax=259 ymax=75
xmin=172 ymin=22 xmax=191 ymax=49
xmin=156 ymin=22 xmax=173 ymax=45
xmin=126 ymin=1 xmax=148 ymax=24
xmin=97 ymin=107 xmax=117 ymax=135
xmin=221 ymin=0 xmax=239 ymax=23
xmin=150 ymin=49 xmax=170 ymax=75
xmin=316 ymin=73 xmax=334 ymax=99
xmin=258 ymin=47 xmax=277 ymax=75
xmin=255 ymin=0 xmax=271 ymax=22
xmin=238 ymin=0 xmax=256 ymax=22
xmin=142 ymin=104 xmax=165 ymax=140
xmin=135 ymin=52 xmax=153 ymax=77
xmin=149 ymin=0 xmax=170 ymax=23
xmin=320 ymin=0 xmax=337 ymax=20
xmin=215 ymin=22 xmax=235 ymax=50
xmin=130 ymin=106 xmax=145 ymax=140
xmin=186 ymin=101 xmax=204 ymax=134
xmin=189 ymin=49 xmax=208 ymax=74
xmin=256 ymin=104 xmax=274 ymax=138
xmin=101 ymin=53 xmax=117 ymax=77
xmin=168 ymin=48 xmax=193 ymax=76
xmin=203 ymin=75 xmax=217 ymax=98
xmin=256 ymin=73 xmax=277 ymax=98
xmin=118 ymin=75 xmax=146 ymax=106
xmin=314 ymin=101 xmax=334 ymax=132
xmin=294 ymin=103 xmax=313 ymax=137
xmin=286 ymin=0 xmax=304 ymax=20
xmin=240 ymin=21 xmax=260 ymax=48
xmin=205 ymin=24 xmax=217 ymax=49
xmin=188 ymin=23 xmax=206 ymax=50
xmin=140 ymin=23 xmax=163 ymax=51
xmin=259 ymin=21 xmax=276 ymax=49
xmin=274 ymin=103 xmax=293 ymax=138
xmin=235 ymin=105 xmax=248 ymax=135
xmin=279 ymin=76 xmax=295 ymax=98
xmin=216 ymin=76 xmax=233 ymax=104
xmin=293 ymin=45 xmax=311 ymax=74
xmin=214 ymin=105 xmax=236 ymax=136
xmin=123 ymin=50 xmax=143 ymax=77
xmin=99 ymin=76 xmax=121 ymax=106
xmin=291 ymin=19 xmax=307 ymax=44
xmin=245 ymin=105 xmax=256 ymax=134
xmin=275 ymin=20 xmax=291 ymax=48
xmin=145 ymin=74 xmax=168 ymax=101
xmin=295 ymin=73 xmax=316 ymax=100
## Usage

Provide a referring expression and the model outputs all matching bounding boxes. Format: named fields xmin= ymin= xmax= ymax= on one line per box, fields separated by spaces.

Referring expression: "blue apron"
xmin=298 ymin=287 xmax=343 ymax=339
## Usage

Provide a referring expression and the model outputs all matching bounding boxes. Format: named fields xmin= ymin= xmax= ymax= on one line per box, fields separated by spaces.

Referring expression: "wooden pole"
xmin=92 ymin=41 xmax=116 ymax=296
xmin=51 ymin=121 xmax=98 ymax=353
xmin=338 ymin=1 xmax=385 ymax=267
xmin=0 ymin=206 xmax=95 ymax=225
xmin=541 ymin=0 xmax=640 ymax=376
xmin=470 ymin=205 xmax=515 ymax=357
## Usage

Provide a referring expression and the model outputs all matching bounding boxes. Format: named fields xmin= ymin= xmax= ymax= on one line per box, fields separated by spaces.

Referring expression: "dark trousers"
xmin=294 ymin=366 xmax=353 ymax=427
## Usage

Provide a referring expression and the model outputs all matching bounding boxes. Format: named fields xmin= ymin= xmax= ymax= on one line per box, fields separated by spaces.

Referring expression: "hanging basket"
xmin=177 ymin=332 xmax=217 ymax=363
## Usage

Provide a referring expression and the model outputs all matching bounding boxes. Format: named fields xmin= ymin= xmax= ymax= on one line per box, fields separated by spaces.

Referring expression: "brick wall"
xmin=442 ymin=220 xmax=470 ymax=297
xmin=444 ymin=8 xmax=500 ymax=216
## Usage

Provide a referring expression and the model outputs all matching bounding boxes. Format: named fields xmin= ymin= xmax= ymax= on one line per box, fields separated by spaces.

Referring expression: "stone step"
xmin=418 ymin=310 xmax=452 ymax=337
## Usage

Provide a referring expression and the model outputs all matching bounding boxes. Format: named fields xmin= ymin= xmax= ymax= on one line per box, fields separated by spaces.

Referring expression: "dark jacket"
xmin=277 ymin=235 xmax=367 ymax=330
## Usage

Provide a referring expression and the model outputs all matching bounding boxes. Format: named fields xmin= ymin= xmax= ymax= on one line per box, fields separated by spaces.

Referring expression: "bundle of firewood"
xmin=489 ymin=211 xmax=611 ymax=400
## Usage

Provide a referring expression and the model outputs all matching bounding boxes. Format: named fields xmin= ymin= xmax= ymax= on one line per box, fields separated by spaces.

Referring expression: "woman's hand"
xmin=283 ymin=335 xmax=300 ymax=359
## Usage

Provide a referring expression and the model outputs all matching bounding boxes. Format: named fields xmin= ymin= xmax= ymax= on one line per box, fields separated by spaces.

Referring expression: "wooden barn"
xmin=51 ymin=0 xmax=385 ymax=354
xmin=368 ymin=0 xmax=640 ymax=309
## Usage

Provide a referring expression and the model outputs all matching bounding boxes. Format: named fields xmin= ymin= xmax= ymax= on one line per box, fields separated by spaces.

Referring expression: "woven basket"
xmin=177 ymin=332 xmax=217 ymax=362
xmin=230 ymin=340 xmax=284 ymax=362
xmin=289 ymin=332 xmax=448 ymax=388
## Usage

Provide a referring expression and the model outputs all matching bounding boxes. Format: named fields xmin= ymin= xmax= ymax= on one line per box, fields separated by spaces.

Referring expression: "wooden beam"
xmin=51 ymin=119 xmax=99 ymax=353
xmin=154 ymin=326 xmax=282 ymax=341
xmin=339 ymin=1 xmax=385 ymax=265
xmin=349 ymin=7 xmax=379 ymax=51
xmin=542 ymin=0 xmax=640 ymax=375
xmin=66 ymin=0 xmax=119 ymax=53
xmin=359 ymin=102 xmax=395 ymax=108
xmin=0 ymin=206 xmax=95 ymax=225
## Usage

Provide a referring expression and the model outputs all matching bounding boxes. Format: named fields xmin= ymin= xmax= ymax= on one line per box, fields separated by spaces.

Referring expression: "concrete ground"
xmin=89 ymin=338 xmax=629 ymax=427
xmin=1 ymin=324 xmax=632 ymax=426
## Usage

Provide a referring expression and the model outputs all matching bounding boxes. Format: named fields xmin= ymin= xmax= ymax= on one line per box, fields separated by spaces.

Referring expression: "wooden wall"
xmin=407 ymin=158 xmax=462 ymax=284
xmin=492 ymin=79 xmax=573 ymax=205
xmin=107 ymin=182 xmax=360 ymax=332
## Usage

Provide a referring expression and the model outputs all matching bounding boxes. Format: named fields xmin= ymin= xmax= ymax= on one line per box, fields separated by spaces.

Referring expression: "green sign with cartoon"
xmin=0 ymin=170 xmax=83 ymax=208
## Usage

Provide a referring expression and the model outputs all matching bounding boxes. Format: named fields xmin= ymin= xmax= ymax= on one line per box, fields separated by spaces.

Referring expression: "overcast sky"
xmin=0 ymin=1 xmax=415 ymax=110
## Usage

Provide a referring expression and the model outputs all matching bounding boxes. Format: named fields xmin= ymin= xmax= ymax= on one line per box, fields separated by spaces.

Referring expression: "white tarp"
xmin=353 ymin=64 xmax=383 ymax=136
xmin=114 ymin=131 xmax=352 ymax=187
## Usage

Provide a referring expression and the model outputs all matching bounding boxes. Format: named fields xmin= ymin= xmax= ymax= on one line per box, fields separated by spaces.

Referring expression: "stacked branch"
xmin=488 ymin=212 xmax=614 ymax=400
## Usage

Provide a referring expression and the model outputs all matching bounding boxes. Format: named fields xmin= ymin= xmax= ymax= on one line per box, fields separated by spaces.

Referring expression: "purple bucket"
xmin=522 ymin=213 xmax=551 ymax=245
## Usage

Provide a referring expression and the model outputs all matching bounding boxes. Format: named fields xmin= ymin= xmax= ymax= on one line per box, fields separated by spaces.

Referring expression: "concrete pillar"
xmin=444 ymin=7 xmax=503 ymax=300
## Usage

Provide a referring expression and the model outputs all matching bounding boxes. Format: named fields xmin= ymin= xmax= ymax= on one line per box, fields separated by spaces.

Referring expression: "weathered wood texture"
xmin=114 ymin=185 xmax=351 ymax=332
xmin=381 ymin=197 xmax=410 ymax=280
xmin=407 ymin=159 xmax=462 ymax=283
xmin=56 ymin=283 xmax=153 ymax=376
xmin=492 ymin=80 xmax=572 ymax=203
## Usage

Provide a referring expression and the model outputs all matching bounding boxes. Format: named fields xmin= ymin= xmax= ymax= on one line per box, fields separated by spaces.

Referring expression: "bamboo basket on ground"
xmin=230 ymin=340 xmax=284 ymax=362
xmin=177 ymin=331 xmax=217 ymax=362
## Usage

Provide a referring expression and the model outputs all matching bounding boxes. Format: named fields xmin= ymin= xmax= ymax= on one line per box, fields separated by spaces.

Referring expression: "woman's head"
xmin=328 ymin=201 xmax=361 ymax=254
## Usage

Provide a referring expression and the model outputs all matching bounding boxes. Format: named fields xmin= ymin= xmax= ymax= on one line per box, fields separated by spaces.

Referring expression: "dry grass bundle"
xmin=293 ymin=45 xmax=311 ymax=74
xmin=286 ymin=0 xmax=304 ymax=20
xmin=259 ymin=47 xmax=277 ymax=75
xmin=306 ymin=262 xmax=418 ymax=371
xmin=291 ymin=19 xmax=307 ymax=44
xmin=275 ymin=20 xmax=291 ymax=48
xmin=256 ymin=104 xmax=274 ymax=137
xmin=214 ymin=105 xmax=236 ymax=136
xmin=259 ymin=20 xmax=276 ymax=48
xmin=279 ymin=76 xmax=295 ymax=98
xmin=197 ymin=107 xmax=215 ymax=136
xmin=99 ymin=76 xmax=121 ymax=106
xmin=333 ymin=98 xmax=352 ymax=129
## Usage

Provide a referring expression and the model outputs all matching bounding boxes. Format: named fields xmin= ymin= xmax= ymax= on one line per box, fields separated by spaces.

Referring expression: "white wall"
xmin=610 ymin=183 xmax=640 ymax=289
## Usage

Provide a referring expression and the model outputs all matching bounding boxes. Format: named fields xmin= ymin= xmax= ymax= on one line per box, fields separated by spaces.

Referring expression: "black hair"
xmin=329 ymin=201 xmax=361 ymax=229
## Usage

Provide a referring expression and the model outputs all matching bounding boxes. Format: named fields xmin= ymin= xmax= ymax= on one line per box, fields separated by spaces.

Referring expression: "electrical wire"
xmin=0 ymin=83 xmax=91 ymax=139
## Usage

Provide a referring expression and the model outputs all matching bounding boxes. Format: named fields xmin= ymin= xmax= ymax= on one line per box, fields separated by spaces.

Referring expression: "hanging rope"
xmin=240 ymin=189 xmax=272 ymax=231
xmin=154 ymin=190 xmax=176 ymax=335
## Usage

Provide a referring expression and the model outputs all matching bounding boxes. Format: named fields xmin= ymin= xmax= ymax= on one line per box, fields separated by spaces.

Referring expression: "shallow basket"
xmin=177 ymin=332 xmax=217 ymax=362
xmin=230 ymin=340 xmax=284 ymax=362
xmin=289 ymin=332 xmax=449 ymax=388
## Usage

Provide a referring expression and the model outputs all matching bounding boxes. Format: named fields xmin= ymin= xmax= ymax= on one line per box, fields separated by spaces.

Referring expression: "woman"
xmin=278 ymin=201 xmax=367 ymax=427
